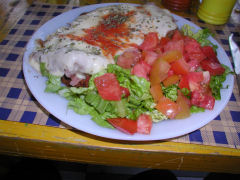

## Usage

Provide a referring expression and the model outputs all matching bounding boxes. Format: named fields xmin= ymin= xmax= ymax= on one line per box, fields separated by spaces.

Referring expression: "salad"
xmin=40 ymin=24 xmax=232 ymax=135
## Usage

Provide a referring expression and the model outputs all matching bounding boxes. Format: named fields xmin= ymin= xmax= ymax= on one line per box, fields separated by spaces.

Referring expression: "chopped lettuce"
xmin=190 ymin=105 xmax=205 ymax=113
xmin=162 ymin=84 xmax=178 ymax=101
xmin=40 ymin=63 xmax=62 ymax=93
xmin=210 ymin=65 xmax=233 ymax=100
xmin=107 ymin=64 xmax=166 ymax=122
xmin=40 ymin=63 xmax=167 ymax=127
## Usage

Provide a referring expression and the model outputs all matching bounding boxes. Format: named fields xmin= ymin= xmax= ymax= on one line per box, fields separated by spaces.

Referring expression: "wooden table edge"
xmin=1 ymin=120 xmax=240 ymax=173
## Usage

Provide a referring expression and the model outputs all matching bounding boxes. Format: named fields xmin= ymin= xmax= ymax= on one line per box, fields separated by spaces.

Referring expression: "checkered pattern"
xmin=0 ymin=2 xmax=240 ymax=148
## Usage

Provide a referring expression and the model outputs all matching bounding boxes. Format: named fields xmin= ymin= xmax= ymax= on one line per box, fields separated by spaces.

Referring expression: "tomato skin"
xmin=159 ymin=37 xmax=170 ymax=47
xmin=142 ymin=50 xmax=158 ymax=65
xmin=120 ymin=86 xmax=130 ymax=97
xmin=155 ymin=97 xmax=180 ymax=119
xmin=139 ymin=32 xmax=159 ymax=51
xmin=184 ymin=37 xmax=206 ymax=62
xmin=200 ymin=58 xmax=225 ymax=76
xmin=150 ymin=84 xmax=164 ymax=103
xmin=150 ymin=58 xmax=170 ymax=85
xmin=94 ymin=73 xmax=122 ymax=101
xmin=161 ymin=50 xmax=183 ymax=63
xmin=163 ymin=74 xmax=180 ymax=87
xmin=164 ymin=39 xmax=184 ymax=54
xmin=137 ymin=114 xmax=152 ymax=134
xmin=179 ymin=74 xmax=190 ymax=90
xmin=117 ymin=48 xmax=141 ymax=69
xmin=172 ymin=30 xmax=183 ymax=41
xmin=171 ymin=58 xmax=190 ymax=75
xmin=201 ymin=46 xmax=218 ymax=62
xmin=191 ymin=90 xmax=215 ymax=110
xmin=131 ymin=61 xmax=151 ymax=80
xmin=175 ymin=90 xmax=190 ymax=119
xmin=188 ymin=59 xmax=200 ymax=72
xmin=107 ymin=118 xmax=137 ymax=135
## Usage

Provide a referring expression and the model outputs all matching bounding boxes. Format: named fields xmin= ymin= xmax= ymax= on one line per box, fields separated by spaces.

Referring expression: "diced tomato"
xmin=163 ymin=74 xmax=180 ymax=87
xmin=107 ymin=118 xmax=137 ymax=135
xmin=202 ymin=71 xmax=211 ymax=84
xmin=164 ymin=39 xmax=184 ymax=54
xmin=117 ymin=48 xmax=141 ymax=69
xmin=172 ymin=30 xmax=183 ymax=41
xmin=160 ymin=50 xmax=183 ymax=63
xmin=131 ymin=61 xmax=151 ymax=80
xmin=150 ymin=58 xmax=171 ymax=85
xmin=175 ymin=90 xmax=190 ymax=119
xmin=155 ymin=37 xmax=170 ymax=54
xmin=201 ymin=46 xmax=218 ymax=62
xmin=171 ymin=58 xmax=190 ymax=75
xmin=168 ymin=69 xmax=174 ymax=77
xmin=150 ymin=84 xmax=164 ymax=103
xmin=179 ymin=74 xmax=189 ymax=90
xmin=120 ymin=86 xmax=130 ymax=97
xmin=142 ymin=50 xmax=158 ymax=65
xmin=159 ymin=37 xmax=170 ymax=47
xmin=200 ymin=58 xmax=225 ymax=76
xmin=191 ymin=90 xmax=215 ymax=110
xmin=184 ymin=37 xmax=206 ymax=62
xmin=188 ymin=59 xmax=200 ymax=72
xmin=188 ymin=72 xmax=204 ymax=91
xmin=137 ymin=114 xmax=152 ymax=134
xmin=155 ymin=97 xmax=180 ymax=119
xmin=94 ymin=73 xmax=121 ymax=101
xmin=139 ymin=32 xmax=159 ymax=51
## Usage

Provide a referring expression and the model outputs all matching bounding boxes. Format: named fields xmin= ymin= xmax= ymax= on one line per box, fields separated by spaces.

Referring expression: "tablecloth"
xmin=0 ymin=2 xmax=240 ymax=149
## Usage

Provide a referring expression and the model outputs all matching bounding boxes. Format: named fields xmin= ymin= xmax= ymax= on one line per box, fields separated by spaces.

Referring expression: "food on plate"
xmin=28 ymin=4 xmax=232 ymax=135
xmin=29 ymin=4 xmax=177 ymax=85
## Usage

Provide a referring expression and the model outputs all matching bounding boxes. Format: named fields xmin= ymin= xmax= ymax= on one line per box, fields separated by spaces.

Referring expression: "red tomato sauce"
xmin=65 ymin=11 xmax=138 ymax=57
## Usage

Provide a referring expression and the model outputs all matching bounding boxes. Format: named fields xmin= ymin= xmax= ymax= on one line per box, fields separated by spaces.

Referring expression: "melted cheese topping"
xmin=29 ymin=4 xmax=177 ymax=78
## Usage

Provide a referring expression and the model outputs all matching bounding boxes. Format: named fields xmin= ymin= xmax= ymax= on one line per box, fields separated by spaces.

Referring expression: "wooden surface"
xmin=1 ymin=120 xmax=240 ymax=173
xmin=0 ymin=0 xmax=240 ymax=174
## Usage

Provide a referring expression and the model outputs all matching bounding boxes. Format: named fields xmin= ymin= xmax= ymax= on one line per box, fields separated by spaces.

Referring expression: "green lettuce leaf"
xmin=210 ymin=65 xmax=233 ymax=100
xmin=162 ymin=84 xmax=178 ymax=101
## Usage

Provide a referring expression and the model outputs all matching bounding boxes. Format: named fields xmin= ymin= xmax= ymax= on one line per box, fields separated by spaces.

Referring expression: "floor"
xmin=0 ymin=154 xmax=208 ymax=180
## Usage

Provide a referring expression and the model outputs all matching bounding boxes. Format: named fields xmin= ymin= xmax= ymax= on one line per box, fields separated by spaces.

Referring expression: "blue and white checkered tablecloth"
xmin=0 ymin=2 xmax=240 ymax=148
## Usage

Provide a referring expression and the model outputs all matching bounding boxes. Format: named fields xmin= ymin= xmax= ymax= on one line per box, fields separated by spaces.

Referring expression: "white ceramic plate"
xmin=23 ymin=3 xmax=234 ymax=141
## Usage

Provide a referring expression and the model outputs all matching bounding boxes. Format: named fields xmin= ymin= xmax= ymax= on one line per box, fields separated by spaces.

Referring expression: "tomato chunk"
xmin=139 ymin=32 xmax=159 ymax=51
xmin=150 ymin=58 xmax=170 ymax=85
xmin=161 ymin=50 xmax=183 ymax=63
xmin=175 ymin=90 xmax=190 ymax=119
xmin=184 ymin=37 xmax=206 ymax=62
xmin=188 ymin=71 xmax=204 ymax=91
xmin=171 ymin=58 xmax=190 ymax=75
xmin=150 ymin=84 xmax=164 ymax=103
xmin=164 ymin=39 xmax=184 ymax=54
xmin=163 ymin=74 xmax=180 ymax=87
xmin=155 ymin=97 xmax=180 ymax=119
xmin=137 ymin=114 xmax=152 ymax=134
xmin=201 ymin=46 xmax=218 ymax=62
xmin=200 ymin=58 xmax=225 ymax=76
xmin=107 ymin=118 xmax=137 ymax=135
xmin=94 ymin=73 xmax=121 ymax=101
xmin=191 ymin=90 xmax=215 ymax=110
xmin=117 ymin=48 xmax=141 ymax=69
xmin=179 ymin=74 xmax=190 ymax=90
xmin=172 ymin=30 xmax=183 ymax=41
xmin=120 ymin=86 xmax=130 ymax=97
xmin=132 ymin=61 xmax=151 ymax=80
xmin=142 ymin=50 xmax=158 ymax=65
